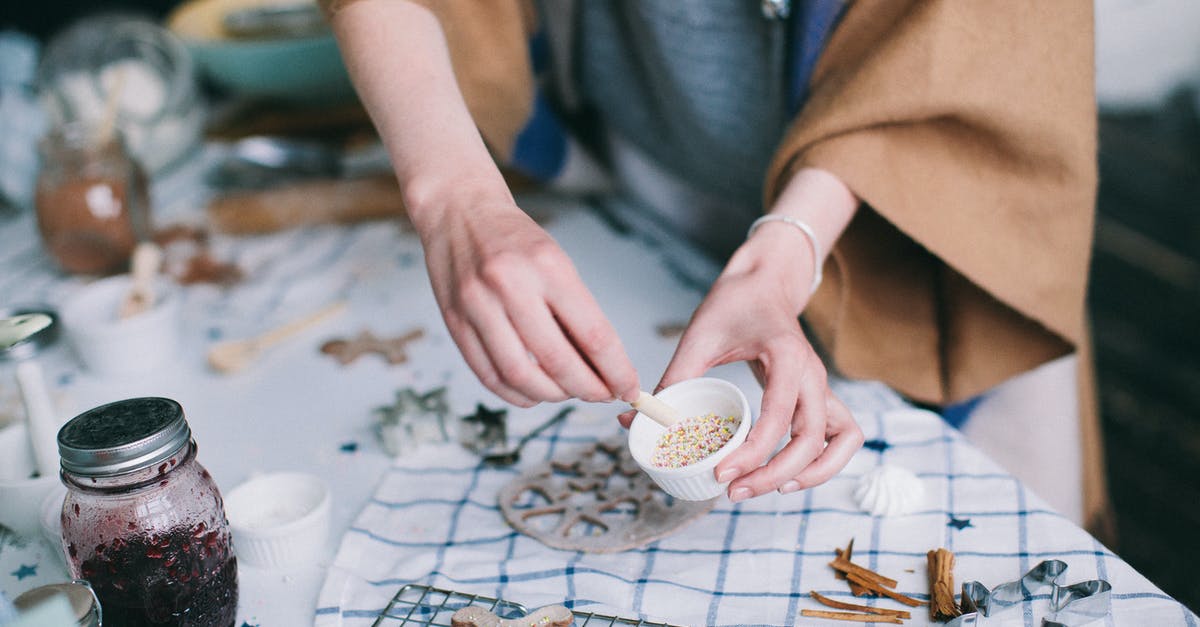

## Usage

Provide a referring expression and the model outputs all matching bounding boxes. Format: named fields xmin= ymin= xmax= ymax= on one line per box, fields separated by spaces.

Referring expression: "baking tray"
xmin=371 ymin=583 xmax=685 ymax=627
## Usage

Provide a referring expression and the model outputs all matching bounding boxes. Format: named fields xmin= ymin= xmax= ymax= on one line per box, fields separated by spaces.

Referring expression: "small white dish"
xmin=0 ymin=472 xmax=61 ymax=539
xmin=224 ymin=471 xmax=331 ymax=569
xmin=60 ymin=274 xmax=180 ymax=377
xmin=627 ymin=378 xmax=752 ymax=501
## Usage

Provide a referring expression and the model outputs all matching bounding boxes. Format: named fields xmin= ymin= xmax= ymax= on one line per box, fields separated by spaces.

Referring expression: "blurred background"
xmin=2 ymin=0 xmax=1198 ymax=613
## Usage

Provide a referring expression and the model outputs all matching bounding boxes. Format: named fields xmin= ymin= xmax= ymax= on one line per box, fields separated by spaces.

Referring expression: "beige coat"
xmin=324 ymin=0 xmax=1111 ymax=538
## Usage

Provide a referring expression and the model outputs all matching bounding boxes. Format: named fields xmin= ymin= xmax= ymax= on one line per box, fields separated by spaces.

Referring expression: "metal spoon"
xmin=482 ymin=405 xmax=575 ymax=468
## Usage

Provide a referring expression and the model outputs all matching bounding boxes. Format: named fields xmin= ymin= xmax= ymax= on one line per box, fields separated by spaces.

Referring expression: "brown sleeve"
xmin=767 ymin=0 xmax=1096 ymax=404
xmin=321 ymin=0 xmax=536 ymax=161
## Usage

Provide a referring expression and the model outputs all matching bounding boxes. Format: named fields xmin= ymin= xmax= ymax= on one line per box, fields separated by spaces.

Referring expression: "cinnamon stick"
xmin=800 ymin=609 xmax=903 ymax=624
xmin=829 ymin=559 xmax=899 ymax=589
xmin=927 ymin=548 xmax=962 ymax=621
xmin=846 ymin=573 xmax=925 ymax=607
xmin=809 ymin=591 xmax=912 ymax=619
xmin=835 ymin=546 xmax=871 ymax=596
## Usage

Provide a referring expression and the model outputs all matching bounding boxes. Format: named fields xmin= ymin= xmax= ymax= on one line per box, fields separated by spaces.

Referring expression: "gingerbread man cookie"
xmin=319 ymin=328 xmax=424 ymax=365
xmin=450 ymin=604 xmax=573 ymax=627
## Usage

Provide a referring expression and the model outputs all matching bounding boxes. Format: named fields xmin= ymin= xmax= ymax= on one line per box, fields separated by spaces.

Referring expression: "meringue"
xmin=854 ymin=465 xmax=925 ymax=517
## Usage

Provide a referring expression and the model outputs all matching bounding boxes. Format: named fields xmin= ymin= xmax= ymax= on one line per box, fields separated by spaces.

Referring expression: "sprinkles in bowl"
xmin=652 ymin=412 xmax=741 ymax=469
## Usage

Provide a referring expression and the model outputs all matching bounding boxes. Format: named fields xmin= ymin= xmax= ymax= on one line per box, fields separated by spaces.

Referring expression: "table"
xmin=0 ymin=149 xmax=1195 ymax=626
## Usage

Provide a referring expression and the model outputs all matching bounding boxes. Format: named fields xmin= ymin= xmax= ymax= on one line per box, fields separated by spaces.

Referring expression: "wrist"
xmin=401 ymin=170 xmax=514 ymax=237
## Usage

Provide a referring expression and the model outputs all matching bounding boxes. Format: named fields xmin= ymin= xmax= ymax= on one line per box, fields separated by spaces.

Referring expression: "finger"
xmin=778 ymin=392 xmax=863 ymax=492
xmin=505 ymin=299 xmax=613 ymax=402
xmin=617 ymin=409 xmax=636 ymax=429
xmin=446 ymin=315 xmax=536 ymax=407
xmin=656 ymin=328 xmax=718 ymax=393
xmin=726 ymin=355 xmax=828 ymax=499
xmin=714 ymin=348 xmax=803 ymax=487
xmin=545 ymin=275 xmax=639 ymax=402
xmin=461 ymin=288 xmax=569 ymax=402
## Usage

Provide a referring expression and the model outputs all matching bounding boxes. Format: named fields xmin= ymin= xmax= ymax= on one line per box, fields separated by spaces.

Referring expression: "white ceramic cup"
xmin=627 ymin=377 xmax=752 ymax=501
xmin=60 ymin=274 xmax=180 ymax=377
xmin=224 ymin=471 xmax=332 ymax=569
xmin=0 ymin=403 xmax=65 ymax=539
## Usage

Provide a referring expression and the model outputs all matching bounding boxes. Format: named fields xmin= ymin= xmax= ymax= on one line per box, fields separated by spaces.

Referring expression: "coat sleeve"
xmin=766 ymin=0 xmax=1097 ymax=404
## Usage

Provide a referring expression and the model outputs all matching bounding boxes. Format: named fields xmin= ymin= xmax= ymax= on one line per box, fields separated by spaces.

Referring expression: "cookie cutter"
xmin=946 ymin=559 xmax=1111 ymax=626
xmin=374 ymin=387 xmax=451 ymax=457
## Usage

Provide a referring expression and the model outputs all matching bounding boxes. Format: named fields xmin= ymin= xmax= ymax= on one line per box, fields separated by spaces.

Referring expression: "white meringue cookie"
xmin=854 ymin=464 xmax=925 ymax=517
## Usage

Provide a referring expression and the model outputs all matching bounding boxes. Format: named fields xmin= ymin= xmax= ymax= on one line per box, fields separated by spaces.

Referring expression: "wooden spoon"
xmin=630 ymin=390 xmax=681 ymax=427
xmin=118 ymin=242 xmax=163 ymax=319
xmin=207 ymin=301 xmax=347 ymax=374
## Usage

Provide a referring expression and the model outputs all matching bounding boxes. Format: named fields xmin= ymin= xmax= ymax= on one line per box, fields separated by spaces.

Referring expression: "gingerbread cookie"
xmin=450 ymin=604 xmax=573 ymax=627
xmin=498 ymin=435 xmax=716 ymax=553
xmin=320 ymin=328 xmax=424 ymax=365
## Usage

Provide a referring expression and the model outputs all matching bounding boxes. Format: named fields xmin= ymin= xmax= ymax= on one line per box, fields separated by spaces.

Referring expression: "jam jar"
xmin=57 ymin=397 xmax=238 ymax=626
xmin=35 ymin=123 xmax=150 ymax=275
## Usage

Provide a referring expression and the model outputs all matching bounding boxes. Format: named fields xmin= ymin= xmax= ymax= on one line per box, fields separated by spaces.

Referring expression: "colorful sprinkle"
xmin=651 ymin=413 xmax=740 ymax=468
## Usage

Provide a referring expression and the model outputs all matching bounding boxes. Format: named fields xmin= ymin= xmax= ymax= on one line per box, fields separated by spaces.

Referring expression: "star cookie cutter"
xmin=373 ymin=386 xmax=450 ymax=456
xmin=946 ymin=560 xmax=1111 ymax=626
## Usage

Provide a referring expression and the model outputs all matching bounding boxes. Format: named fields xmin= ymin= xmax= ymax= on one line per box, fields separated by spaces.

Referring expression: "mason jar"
xmin=57 ymin=397 xmax=238 ymax=626
xmin=35 ymin=123 xmax=150 ymax=275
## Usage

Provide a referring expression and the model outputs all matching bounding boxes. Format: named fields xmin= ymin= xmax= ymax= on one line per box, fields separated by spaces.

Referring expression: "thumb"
xmin=655 ymin=332 xmax=719 ymax=393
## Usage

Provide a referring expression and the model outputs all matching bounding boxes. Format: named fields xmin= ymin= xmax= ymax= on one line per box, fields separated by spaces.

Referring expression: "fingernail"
xmin=779 ymin=480 xmax=801 ymax=494
xmin=729 ymin=487 xmax=752 ymax=502
xmin=716 ymin=468 xmax=738 ymax=483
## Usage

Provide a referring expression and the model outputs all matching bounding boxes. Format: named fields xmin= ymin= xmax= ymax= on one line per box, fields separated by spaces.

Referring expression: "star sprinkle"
xmin=320 ymin=328 xmax=425 ymax=365
xmin=948 ymin=516 xmax=974 ymax=530
xmin=862 ymin=439 xmax=890 ymax=452
xmin=11 ymin=563 xmax=37 ymax=580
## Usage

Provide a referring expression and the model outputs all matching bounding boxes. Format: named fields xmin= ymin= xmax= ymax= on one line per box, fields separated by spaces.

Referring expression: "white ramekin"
xmin=224 ymin=471 xmax=331 ymax=569
xmin=627 ymin=377 xmax=752 ymax=501
xmin=60 ymin=274 xmax=180 ymax=377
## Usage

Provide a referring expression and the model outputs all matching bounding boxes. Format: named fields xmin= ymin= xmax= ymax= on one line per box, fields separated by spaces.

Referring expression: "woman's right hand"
xmin=419 ymin=198 xmax=640 ymax=407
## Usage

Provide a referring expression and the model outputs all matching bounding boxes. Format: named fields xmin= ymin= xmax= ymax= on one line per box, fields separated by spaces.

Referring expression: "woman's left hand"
xmin=619 ymin=223 xmax=863 ymax=502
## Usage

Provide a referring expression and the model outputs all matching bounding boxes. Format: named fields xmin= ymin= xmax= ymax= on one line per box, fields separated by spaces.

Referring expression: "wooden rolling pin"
xmin=208 ymin=176 xmax=408 ymax=234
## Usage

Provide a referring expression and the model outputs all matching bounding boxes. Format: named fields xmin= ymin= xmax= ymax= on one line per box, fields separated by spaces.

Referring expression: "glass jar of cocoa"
xmin=35 ymin=124 xmax=150 ymax=275
xmin=57 ymin=397 xmax=238 ymax=626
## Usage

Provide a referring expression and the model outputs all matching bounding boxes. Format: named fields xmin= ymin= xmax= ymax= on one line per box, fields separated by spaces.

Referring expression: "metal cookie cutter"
xmin=947 ymin=560 xmax=1111 ymax=626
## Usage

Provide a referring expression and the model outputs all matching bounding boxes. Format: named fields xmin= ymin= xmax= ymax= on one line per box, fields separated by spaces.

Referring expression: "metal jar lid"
xmin=57 ymin=397 xmax=191 ymax=477
xmin=12 ymin=579 xmax=101 ymax=627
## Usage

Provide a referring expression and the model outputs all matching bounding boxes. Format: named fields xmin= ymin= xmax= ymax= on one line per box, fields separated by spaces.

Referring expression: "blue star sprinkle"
xmin=339 ymin=441 xmax=359 ymax=453
xmin=862 ymin=439 xmax=890 ymax=452
xmin=948 ymin=516 xmax=973 ymax=530
xmin=11 ymin=564 xmax=37 ymax=580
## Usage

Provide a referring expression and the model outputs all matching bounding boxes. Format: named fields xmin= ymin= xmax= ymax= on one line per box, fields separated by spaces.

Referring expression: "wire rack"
xmin=371 ymin=584 xmax=686 ymax=627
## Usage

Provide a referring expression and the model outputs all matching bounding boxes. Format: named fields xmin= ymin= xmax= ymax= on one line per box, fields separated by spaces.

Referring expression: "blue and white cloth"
xmin=316 ymin=378 xmax=1198 ymax=627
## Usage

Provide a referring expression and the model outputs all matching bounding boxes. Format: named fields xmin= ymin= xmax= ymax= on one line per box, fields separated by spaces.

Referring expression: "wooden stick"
xmin=927 ymin=548 xmax=962 ymax=621
xmin=800 ymin=609 xmax=902 ymax=624
xmin=809 ymin=591 xmax=911 ymax=619
xmin=829 ymin=559 xmax=899 ymax=589
xmin=846 ymin=573 xmax=925 ymax=607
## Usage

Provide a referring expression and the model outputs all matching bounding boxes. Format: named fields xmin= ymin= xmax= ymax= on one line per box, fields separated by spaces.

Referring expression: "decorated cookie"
xmin=320 ymin=328 xmax=424 ymax=365
xmin=498 ymin=435 xmax=715 ymax=553
xmin=450 ymin=604 xmax=573 ymax=627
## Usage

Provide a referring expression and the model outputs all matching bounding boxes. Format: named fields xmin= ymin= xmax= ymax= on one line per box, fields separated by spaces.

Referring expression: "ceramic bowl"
xmin=627 ymin=377 xmax=752 ymax=501
xmin=224 ymin=471 xmax=331 ymax=568
xmin=60 ymin=274 xmax=180 ymax=377
xmin=0 ymin=420 xmax=62 ymax=539
xmin=167 ymin=0 xmax=355 ymax=104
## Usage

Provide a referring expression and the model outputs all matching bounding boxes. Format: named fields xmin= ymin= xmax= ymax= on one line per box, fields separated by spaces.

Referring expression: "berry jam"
xmin=75 ymin=522 xmax=237 ymax=626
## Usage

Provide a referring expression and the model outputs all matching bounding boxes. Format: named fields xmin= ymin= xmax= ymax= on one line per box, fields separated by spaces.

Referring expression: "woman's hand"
xmin=626 ymin=225 xmax=862 ymax=500
xmin=420 ymin=196 xmax=640 ymax=407
xmin=618 ymin=167 xmax=864 ymax=501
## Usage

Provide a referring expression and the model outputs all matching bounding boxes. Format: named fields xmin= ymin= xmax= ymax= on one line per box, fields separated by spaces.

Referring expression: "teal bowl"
xmin=183 ymin=33 xmax=356 ymax=104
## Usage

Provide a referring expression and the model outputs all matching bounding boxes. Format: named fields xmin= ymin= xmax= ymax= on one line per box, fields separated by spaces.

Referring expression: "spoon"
xmin=118 ymin=241 xmax=162 ymax=319
xmin=207 ymin=301 xmax=347 ymax=374
xmin=1 ymin=313 xmax=60 ymax=477
xmin=630 ymin=390 xmax=680 ymax=427
xmin=482 ymin=405 xmax=575 ymax=467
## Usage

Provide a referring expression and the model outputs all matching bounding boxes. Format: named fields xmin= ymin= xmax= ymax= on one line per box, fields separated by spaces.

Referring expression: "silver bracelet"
xmin=747 ymin=214 xmax=823 ymax=296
